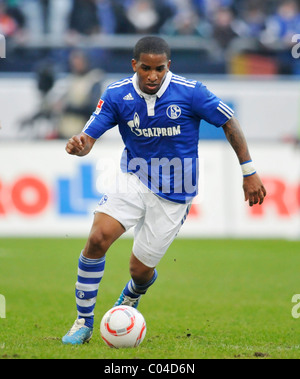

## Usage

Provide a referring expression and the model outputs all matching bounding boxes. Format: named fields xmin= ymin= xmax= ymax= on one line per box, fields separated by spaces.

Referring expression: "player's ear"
xmin=132 ymin=59 xmax=137 ymax=72
xmin=167 ymin=60 xmax=171 ymax=71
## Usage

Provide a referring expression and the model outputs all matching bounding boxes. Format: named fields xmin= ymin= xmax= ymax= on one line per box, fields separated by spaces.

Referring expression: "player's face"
xmin=132 ymin=53 xmax=171 ymax=95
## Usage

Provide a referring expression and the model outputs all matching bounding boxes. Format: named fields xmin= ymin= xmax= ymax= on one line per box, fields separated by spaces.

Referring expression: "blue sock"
xmin=75 ymin=252 xmax=105 ymax=329
xmin=123 ymin=269 xmax=158 ymax=299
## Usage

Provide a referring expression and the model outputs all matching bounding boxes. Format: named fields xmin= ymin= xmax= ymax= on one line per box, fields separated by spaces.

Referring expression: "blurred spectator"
xmin=4 ymin=0 xmax=26 ymax=30
xmin=20 ymin=0 xmax=45 ymax=38
xmin=259 ymin=0 xmax=300 ymax=74
xmin=153 ymin=0 xmax=176 ymax=31
xmin=96 ymin=0 xmax=116 ymax=34
xmin=68 ymin=0 xmax=100 ymax=37
xmin=161 ymin=0 xmax=210 ymax=36
xmin=48 ymin=0 xmax=72 ymax=38
xmin=211 ymin=7 xmax=243 ymax=50
xmin=2 ymin=0 xmax=300 ymax=75
xmin=52 ymin=50 xmax=104 ymax=139
xmin=191 ymin=0 xmax=235 ymax=19
xmin=161 ymin=11 xmax=205 ymax=36
xmin=0 ymin=0 xmax=26 ymax=40
xmin=0 ymin=1 xmax=18 ymax=36
xmin=19 ymin=50 xmax=105 ymax=139
xmin=241 ymin=0 xmax=267 ymax=38
xmin=124 ymin=0 xmax=160 ymax=34
xmin=109 ymin=0 xmax=129 ymax=34
xmin=19 ymin=0 xmax=71 ymax=38
xmin=40 ymin=0 xmax=50 ymax=34
xmin=116 ymin=0 xmax=174 ymax=34
xmin=261 ymin=0 xmax=300 ymax=45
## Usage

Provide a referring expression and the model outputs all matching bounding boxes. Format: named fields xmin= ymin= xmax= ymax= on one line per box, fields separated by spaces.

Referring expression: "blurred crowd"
xmin=1 ymin=0 xmax=300 ymax=49
xmin=1 ymin=0 xmax=300 ymax=76
xmin=1 ymin=0 xmax=299 ymax=140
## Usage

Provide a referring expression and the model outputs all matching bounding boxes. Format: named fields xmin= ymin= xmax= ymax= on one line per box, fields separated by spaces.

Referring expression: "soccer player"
xmin=62 ymin=36 xmax=267 ymax=344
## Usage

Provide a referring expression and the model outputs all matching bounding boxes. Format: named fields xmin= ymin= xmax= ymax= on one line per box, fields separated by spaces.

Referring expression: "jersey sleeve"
xmin=192 ymin=82 xmax=234 ymax=127
xmin=82 ymin=88 xmax=118 ymax=139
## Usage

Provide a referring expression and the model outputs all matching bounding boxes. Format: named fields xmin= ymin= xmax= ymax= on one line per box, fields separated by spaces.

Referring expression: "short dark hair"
xmin=133 ymin=36 xmax=171 ymax=61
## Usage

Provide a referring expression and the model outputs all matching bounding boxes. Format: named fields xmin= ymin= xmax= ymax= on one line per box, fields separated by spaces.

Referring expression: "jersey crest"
xmin=167 ymin=105 xmax=181 ymax=120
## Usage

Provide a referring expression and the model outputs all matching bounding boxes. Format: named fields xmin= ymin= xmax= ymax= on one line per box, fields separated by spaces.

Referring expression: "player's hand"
xmin=243 ymin=173 xmax=267 ymax=207
xmin=65 ymin=134 xmax=86 ymax=155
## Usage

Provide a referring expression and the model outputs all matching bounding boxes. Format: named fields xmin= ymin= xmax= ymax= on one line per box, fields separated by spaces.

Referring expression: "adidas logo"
xmin=123 ymin=93 xmax=134 ymax=101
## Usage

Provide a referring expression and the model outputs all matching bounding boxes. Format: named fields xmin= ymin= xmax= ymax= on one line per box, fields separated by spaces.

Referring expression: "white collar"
xmin=132 ymin=71 xmax=172 ymax=99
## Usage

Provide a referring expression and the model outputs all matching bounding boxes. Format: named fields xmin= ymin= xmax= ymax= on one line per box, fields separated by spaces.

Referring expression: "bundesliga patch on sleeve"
xmin=95 ymin=99 xmax=105 ymax=115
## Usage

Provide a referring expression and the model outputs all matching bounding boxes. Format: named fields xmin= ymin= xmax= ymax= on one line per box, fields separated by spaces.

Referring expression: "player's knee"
xmin=85 ymin=229 xmax=112 ymax=258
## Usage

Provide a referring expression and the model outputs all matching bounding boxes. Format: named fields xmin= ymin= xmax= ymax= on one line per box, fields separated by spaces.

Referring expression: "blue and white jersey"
xmin=83 ymin=71 xmax=234 ymax=203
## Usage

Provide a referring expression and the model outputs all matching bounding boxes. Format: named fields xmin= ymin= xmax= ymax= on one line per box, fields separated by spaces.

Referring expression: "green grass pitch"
xmin=0 ymin=237 xmax=300 ymax=359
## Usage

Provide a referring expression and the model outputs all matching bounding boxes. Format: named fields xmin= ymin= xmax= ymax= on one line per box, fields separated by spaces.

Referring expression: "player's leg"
xmin=75 ymin=213 xmax=125 ymax=324
xmin=114 ymin=194 xmax=191 ymax=309
xmin=63 ymin=173 xmax=146 ymax=344
xmin=114 ymin=252 xmax=158 ymax=308
xmin=83 ymin=211 xmax=126 ymax=259
xmin=62 ymin=212 xmax=125 ymax=345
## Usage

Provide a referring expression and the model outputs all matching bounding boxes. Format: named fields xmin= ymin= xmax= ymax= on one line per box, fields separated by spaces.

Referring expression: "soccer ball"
xmin=100 ymin=305 xmax=146 ymax=348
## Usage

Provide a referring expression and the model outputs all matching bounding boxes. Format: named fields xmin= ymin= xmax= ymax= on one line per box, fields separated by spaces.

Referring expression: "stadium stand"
xmin=0 ymin=0 xmax=300 ymax=75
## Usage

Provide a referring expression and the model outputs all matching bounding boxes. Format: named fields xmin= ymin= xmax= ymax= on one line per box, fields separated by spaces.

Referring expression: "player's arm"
xmin=65 ymin=132 xmax=96 ymax=157
xmin=222 ymin=116 xmax=267 ymax=207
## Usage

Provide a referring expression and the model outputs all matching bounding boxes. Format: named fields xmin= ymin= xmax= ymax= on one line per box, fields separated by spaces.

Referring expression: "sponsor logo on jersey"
xmin=127 ymin=112 xmax=141 ymax=136
xmin=167 ymin=105 xmax=181 ymax=120
xmin=127 ymin=112 xmax=181 ymax=138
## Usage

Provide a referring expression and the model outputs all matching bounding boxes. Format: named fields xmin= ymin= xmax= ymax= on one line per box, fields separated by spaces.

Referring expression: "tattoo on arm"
xmin=222 ymin=117 xmax=251 ymax=164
